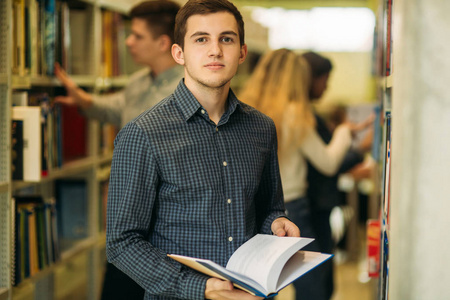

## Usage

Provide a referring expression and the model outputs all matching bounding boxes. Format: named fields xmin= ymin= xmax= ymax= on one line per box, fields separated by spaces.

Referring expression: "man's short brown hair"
xmin=129 ymin=0 xmax=180 ymax=43
xmin=174 ymin=0 xmax=245 ymax=49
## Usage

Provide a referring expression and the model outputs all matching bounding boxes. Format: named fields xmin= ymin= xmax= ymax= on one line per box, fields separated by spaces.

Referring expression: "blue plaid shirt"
xmin=106 ymin=80 xmax=286 ymax=300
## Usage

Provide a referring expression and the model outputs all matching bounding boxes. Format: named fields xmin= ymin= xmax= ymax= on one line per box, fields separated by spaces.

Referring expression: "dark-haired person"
xmin=55 ymin=0 xmax=183 ymax=129
xmin=301 ymin=51 xmax=367 ymax=300
xmin=55 ymin=2 xmax=182 ymax=299
xmin=106 ymin=1 xmax=299 ymax=300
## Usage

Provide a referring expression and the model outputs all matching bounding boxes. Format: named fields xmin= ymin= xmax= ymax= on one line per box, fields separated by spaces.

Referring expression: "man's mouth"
xmin=205 ymin=62 xmax=225 ymax=70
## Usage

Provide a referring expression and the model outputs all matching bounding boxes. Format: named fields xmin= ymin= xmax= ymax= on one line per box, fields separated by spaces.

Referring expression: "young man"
xmin=55 ymin=0 xmax=183 ymax=128
xmin=106 ymin=1 xmax=299 ymax=299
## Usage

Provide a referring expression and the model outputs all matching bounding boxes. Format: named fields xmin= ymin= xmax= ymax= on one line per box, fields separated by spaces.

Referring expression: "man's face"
xmin=310 ymin=73 xmax=330 ymax=100
xmin=172 ymin=12 xmax=247 ymax=90
xmin=125 ymin=18 xmax=161 ymax=67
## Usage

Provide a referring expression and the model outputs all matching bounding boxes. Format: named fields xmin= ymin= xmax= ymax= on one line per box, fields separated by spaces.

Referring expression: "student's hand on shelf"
xmin=346 ymin=112 xmax=376 ymax=136
xmin=205 ymin=278 xmax=263 ymax=300
xmin=271 ymin=217 xmax=300 ymax=237
xmin=54 ymin=62 xmax=93 ymax=109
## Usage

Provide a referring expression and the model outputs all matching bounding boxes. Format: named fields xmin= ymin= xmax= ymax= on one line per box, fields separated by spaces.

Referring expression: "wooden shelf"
xmin=12 ymin=156 xmax=97 ymax=191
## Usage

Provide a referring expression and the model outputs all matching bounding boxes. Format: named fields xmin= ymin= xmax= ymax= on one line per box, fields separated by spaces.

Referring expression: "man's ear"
xmin=158 ymin=34 xmax=173 ymax=52
xmin=171 ymin=44 xmax=185 ymax=66
xmin=238 ymin=44 xmax=248 ymax=65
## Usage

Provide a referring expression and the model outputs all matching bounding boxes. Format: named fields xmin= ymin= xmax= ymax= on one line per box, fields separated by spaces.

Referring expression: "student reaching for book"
xmin=54 ymin=1 xmax=183 ymax=299
xmin=54 ymin=1 xmax=183 ymax=129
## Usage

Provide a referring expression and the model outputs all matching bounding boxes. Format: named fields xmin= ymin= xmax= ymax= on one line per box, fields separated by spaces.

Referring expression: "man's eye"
xmin=221 ymin=37 xmax=233 ymax=43
xmin=196 ymin=37 xmax=206 ymax=43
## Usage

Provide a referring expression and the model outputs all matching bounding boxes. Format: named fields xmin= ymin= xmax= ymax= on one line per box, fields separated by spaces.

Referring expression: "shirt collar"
xmin=174 ymin=80 xmax=245 ymax=122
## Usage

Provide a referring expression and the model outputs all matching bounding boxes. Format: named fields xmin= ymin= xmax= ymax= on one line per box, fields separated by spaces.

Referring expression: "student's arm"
xmin=82 ymin=92 xmax=124 ymax=127
xmin=300 ymin=124 xmax=352 ymax=176
xmin=54 ymin=62 xmax=123 ymax=127
xmin=106 ymin=122 xmax=208 ymax=300
xmin=54 ymin=62 xmax=93 ymax=109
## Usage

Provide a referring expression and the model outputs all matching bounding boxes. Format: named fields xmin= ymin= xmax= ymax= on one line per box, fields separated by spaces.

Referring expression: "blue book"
xmin=55 ymin=180 xmax=88 ymax=241
xmin=43 ymin=0 xmax=56 ymax=76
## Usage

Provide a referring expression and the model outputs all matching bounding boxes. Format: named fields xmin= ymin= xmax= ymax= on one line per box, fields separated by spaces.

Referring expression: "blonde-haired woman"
xmin=240 ymin=48 xmax=352 ymax=300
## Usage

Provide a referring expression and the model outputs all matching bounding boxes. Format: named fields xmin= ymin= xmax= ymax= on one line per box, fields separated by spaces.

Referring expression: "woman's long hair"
xmin=239 ymin=48 xmax=316 ymax=159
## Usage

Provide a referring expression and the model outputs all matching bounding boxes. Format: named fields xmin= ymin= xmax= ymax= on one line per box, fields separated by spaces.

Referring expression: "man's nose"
xmin=208 ymin=41 xmax=223 ymax=57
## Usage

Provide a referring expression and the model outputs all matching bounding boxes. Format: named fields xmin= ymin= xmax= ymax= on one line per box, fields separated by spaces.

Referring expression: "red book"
xmin=61 ymin=106 xmax=87 ymax=163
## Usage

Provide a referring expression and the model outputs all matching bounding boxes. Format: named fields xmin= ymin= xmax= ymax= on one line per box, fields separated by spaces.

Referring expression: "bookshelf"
xmin=0 ymin=0 xmax=139 ymax=299
xmin=371 ymin=0 xmax=393 ymax=299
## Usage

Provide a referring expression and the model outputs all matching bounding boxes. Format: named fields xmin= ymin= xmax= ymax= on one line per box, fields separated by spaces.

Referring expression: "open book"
xmin=168 ymin=234 xmax=332 ymax=297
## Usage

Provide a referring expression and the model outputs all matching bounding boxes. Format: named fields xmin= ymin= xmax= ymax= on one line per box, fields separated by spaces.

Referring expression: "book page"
xmin=226 ymin=235 xmax=313 ymax=293
xmin=168 ymin=254 xmax=267 ymax=296
xmin=276 ymin=251 xmax=333 ymax=291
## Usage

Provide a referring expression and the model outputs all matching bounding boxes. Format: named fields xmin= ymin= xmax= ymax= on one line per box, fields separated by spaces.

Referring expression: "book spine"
xmin=11 ymin=120 xmax=24 ymax=180
xmin=43 ymin=0 xmax=55 ymax=76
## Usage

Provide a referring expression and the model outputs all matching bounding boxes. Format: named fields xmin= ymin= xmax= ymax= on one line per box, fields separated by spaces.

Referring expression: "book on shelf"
xmin=55 ymin=180 xmax=89 ymax=244
xmin=168 ymin=234 xmax=332 ymax=297
xmin=13 ymin=196 xmax=59 ymax=285
xmin=366 ymin=219 xmax=381 ymax=278
xmin=69 ymin=7 xmax=90 ymax=75
xmin=58 ymin=1 xmax=71 ymax=72
xmin=60 ymin=105 xmax=87 ymax=163
xmin=42 ymin=0 xmax=56 ymax=76
xmin=12 ymin=106 xmax=41 ymax=182
xmin=102 ymin=10 xmax=113 ymax=78
xmin=100 ymin=122 xmax=118 ymax=154
xmin=11 ymin=120 xmax=24 ymax=180
xmin=12 ymin=0 xmax=27 ymax=76
xmin=24 ymin=0 xmax=39 ymax=76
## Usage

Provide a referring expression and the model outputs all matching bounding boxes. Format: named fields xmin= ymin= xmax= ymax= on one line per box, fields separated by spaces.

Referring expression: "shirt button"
xmin=227 ymin=199 xmax=232 ymax=204
xmin=223 ymin=161 xmax=227 ymax=167
xmin=216 ymin=127 xmax=219 ymax=132
xmin=201 ymin=109 xmax=206 ymax=114
xmin=228 ymin=237 xmax=233 ymax=242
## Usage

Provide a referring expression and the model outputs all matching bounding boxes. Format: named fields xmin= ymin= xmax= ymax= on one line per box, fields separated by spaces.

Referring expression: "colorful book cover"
xmin=43 ymin=0 xmax=55 ymax=76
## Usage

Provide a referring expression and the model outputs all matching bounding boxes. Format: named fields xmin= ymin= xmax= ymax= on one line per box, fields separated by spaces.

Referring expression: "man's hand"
xmin=205 ymin=278 xmax=263 ymax=300
xmin=54 ymin=62 xmax=93 ymax=109
xmin=271 ymin=217 xmax=300 ymax=237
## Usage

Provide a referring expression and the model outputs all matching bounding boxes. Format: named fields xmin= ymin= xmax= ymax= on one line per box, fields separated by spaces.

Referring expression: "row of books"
xmin=12 ymin=92 xmax=88 ymax=181
xmin=11 ymin=91 xmax=118 ymax=182
xmin=13 ymin=180 xmax=90 ymax=286
xmin=13 ymin=0 xmax=61 ymax=76
xmin=13 ymin=196 xmax=59 ymax=286
xmin=12 ymin=0 xmax=140 ymax=77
